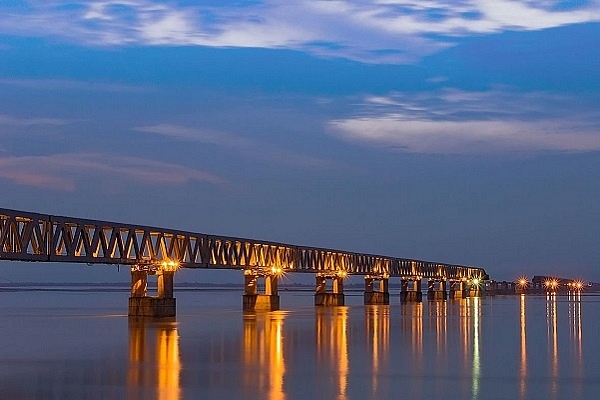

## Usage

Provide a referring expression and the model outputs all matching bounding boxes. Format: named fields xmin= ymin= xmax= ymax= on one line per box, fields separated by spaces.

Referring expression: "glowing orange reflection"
xmin=568 ymin=292 xmax=583 ymax=397
xmin=316 ymin=307 xmax=349 ymax=400
xmin=242 ymin=312 xmax=286 ymax=400
xmin=471 ymin=297 xmax=481 ymax=400
xmin=519 ymin=294 xmax=527 ymax=400
xmin=400 ymin=300 xmax=423 ymax=395
xmin=429 ymin=301 xmax=447 ymax=355
xmin=365 ymin=306 xmax=390 ymax=393
xmin=128 ymin=318 xmax=181 ymax=400
xmin=546 ymin=293 xmax=558 ymax=399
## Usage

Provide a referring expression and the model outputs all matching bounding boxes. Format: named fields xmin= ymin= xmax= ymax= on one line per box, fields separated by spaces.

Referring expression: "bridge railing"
xmin=0 ymin=208 xmax=486 ymax=280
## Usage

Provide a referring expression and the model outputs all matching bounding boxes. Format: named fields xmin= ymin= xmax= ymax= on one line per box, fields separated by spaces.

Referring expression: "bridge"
xmin=0 ymin=207 xmax=488 ymax=317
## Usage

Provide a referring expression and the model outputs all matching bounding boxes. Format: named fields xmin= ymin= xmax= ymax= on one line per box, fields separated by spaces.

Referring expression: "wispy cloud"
xmin=0 ymin=153 xmax=226 ymax=191
xmin=135 ymin=123 xmax=342 ymax=170
xmin=0 ymin=78 xmax=152 ymax=93
xmin=1 ymin=1 xmax=599 ymax=63
xmin=329 ymin=89 xmax=600 ymax=154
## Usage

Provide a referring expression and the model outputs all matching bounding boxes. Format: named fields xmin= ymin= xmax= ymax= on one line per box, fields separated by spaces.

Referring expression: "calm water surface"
xmin=0 ymin=288 xmax=598 ymax=399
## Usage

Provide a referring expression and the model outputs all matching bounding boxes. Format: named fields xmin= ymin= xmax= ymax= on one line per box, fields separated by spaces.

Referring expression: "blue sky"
xmin=1 ymin=1 xmax=600 ymax=283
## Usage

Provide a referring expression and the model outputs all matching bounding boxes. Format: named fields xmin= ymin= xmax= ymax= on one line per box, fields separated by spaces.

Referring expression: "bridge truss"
xmin=0 ymin=208 xmax=486 ymax=280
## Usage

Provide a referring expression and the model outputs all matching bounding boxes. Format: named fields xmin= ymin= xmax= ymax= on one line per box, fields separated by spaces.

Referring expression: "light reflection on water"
xmin=365 ymin=305 xmax=389 ymax=395
xmin=569 ymin=292 xmax=583 ymax=398
xmin=0 ymin=289 xmax=598 ymax=399
xmin=547 ymin=293 xmax=559 ymax=400
xmin=471 ymin=297 xmax=481 ymax=400
xmin=128 ymin=318 xmax=181 ymax=400
xmin=242 ymin=311 xmax=286 ymax=400
xmin=520 ymin=294 xmax=527 ymax=400
xmin=315 ymin=307 xmax=349 ymax=400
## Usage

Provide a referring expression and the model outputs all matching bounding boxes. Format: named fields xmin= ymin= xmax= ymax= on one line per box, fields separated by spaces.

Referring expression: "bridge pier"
xmin=315 ymin=273 xmax=345 ymax=306
xmin=400 ymin=278 xmax=422 ymax=302
xmin=364 ymin=275 xmax=390 ymax=305
xmin=469 ymin=278 xmax=484 ymax=297
xmin=449 ymin=280 xmax=468 ymax=299
xmin=427 ymin=280 xmax=447 ymax=301
xmin=128 ymin=267 xmax=176 ymax=318
xmin=243 ymin=270 xmax=280 ymax=311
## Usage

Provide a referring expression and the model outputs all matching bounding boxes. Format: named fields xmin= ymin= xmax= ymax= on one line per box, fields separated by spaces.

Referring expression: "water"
xmin=0 ymin=288 xmax=598 ymax=399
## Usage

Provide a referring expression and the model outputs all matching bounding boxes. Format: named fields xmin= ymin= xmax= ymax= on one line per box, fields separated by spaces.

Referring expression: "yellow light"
xmin=159 ymin=259 xmax=180 ymax=272
xmin=517 ymin=276 xmax=528 ymax=287
xmin=472 ymin=278 xmax=480 ymax=286
xmin=338 ymin=271 xmax=348 ymax=278
xmin=270 ymin=266 xmax=283 ymax=275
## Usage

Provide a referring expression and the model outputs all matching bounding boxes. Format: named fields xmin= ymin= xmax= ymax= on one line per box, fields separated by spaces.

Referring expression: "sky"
xmin=1 ymin=0 xmax=600 ymax=284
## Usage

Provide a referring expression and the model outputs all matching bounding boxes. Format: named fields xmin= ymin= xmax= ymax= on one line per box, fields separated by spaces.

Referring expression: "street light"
xmin=517 ymin=277 xmax=528 ymax=288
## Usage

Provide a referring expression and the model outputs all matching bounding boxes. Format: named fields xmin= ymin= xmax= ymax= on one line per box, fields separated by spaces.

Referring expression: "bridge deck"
xmin=0 ymin=208 xmax=486 ymax=280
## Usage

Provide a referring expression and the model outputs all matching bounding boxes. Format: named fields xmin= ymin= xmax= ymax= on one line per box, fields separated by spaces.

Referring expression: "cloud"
xmin=0 ymin=153 xmax=226 ymax=191
xmin=1 ymin=1 xmax=599 ymax=63
xmin=135 ymin=124 xmax=343 ymax=170
xmin=329 ymin=89 xmax=600 ymax=154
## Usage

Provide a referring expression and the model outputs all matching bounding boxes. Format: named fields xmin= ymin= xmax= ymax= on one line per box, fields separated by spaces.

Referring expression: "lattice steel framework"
xmin=0 ymin=208 xmax=487 ymax=280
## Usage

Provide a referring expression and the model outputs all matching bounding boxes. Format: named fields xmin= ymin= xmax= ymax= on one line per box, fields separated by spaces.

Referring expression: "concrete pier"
xmin=315 ymin=273 xmax=345 ymax=306
xmin=400 ymin=279 xmax=422 ymax=303
xmin=158 ymin=271 xmax=174 ymax=299
xmin=427 ymin=280 xmax=447 ymax=301
xmin=469 ymin=278 xmax=484 ymax=297
xmin=128 ymin=297 xmax=177 ymax=318
xmin=449 ymin=281 xmax=468 ymax=299
xmin=128 ymin=267 xmax=176 ymax=318
xmin=364 ymin=276 xmax=390 ymax=305
xmin=243 ymin=270 xmax=280 ymax=311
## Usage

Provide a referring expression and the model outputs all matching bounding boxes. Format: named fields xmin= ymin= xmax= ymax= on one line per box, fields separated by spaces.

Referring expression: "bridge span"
xmin=0 ymin=207 xmax=488 ymax=316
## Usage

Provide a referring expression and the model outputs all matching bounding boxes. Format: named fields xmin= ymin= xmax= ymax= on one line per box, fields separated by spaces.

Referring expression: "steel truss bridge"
xmin=0 ymin=208 xmax=487 ymax=281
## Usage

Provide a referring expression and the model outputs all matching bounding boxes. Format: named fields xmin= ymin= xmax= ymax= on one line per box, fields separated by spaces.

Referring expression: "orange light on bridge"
xmin=337 ymin=270 xmax=348 ymax=278
xmin=545 ymin=279 xmax=559 ymax=290
xmin=517 ymin=277 xmax=529 ymax=288
xmin=160 ymin=260 xmax=180 ymax=272
xmin=270 ymin=266 xmax=284 ymax=276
